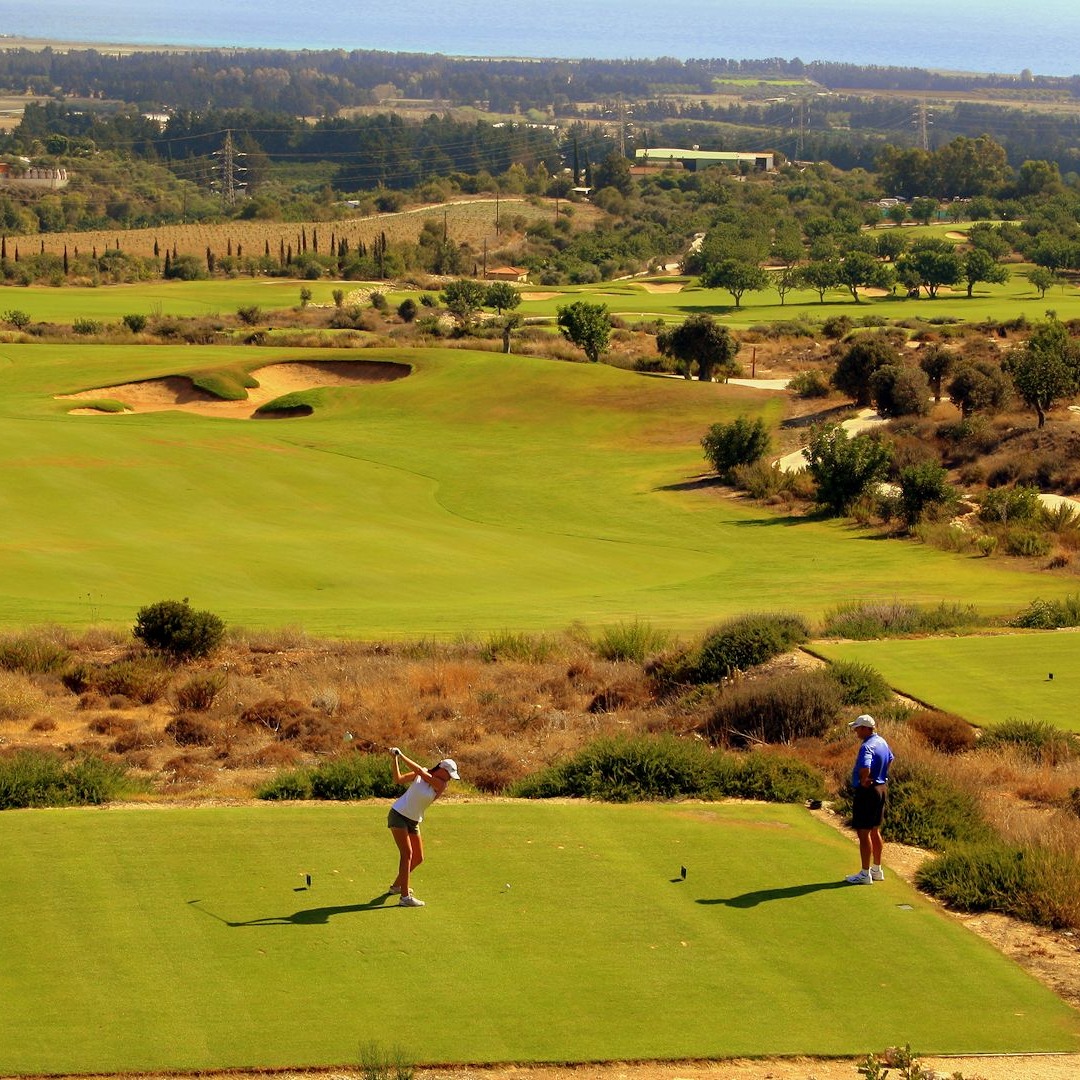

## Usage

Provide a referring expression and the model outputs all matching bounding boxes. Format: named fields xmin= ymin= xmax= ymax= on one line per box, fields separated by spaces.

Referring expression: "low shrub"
xmin=820 ymin=600 xmax=982 ymax=639
xmin=826 ymin=660 xmax=892 ymax=707
xmin=509 ymin=735 xmax=823 ymax=803
xmin=479 ymin=630 xmax=557 ymax=663
xmin=916 ymin=841 xmax=1079 ymax=928
xmin=307 ymin=754 xmax=398 ymax=800
xmin=593 ymin=620 xmax=669 ymax=663
xmin=705 ymin=670 xmax=841 ymax=746
xmin=1003 ymin=528 xmax=1052 ymax=558
xmin=690 ymin=613 xmax=809 ymax=683
xmin=977 ymin=718 xmax=1077 ymax=764
xmin=905 ymin=710 xmax=978 ymax=754
xmin=833 ymin=758 xmax=990 ymax=850
xmin=92 ymin=657 xmax=172 ymax=704
xmin=256 ymin=754 xmax=397 ymax=801
xmin=786 ymin=369 xmax=831 ymax=398
xmin=0 ymin=750 xmax=134 ymax=809
xmin=256 ymin=769 xmax=313 ymax=800
xmin=1011 ymin=593 xmax=1080 ymax=628
xmin=133 ymin=599 xmax=226 ymax=660
xmin=240 ymin=697 xmax=314 ymax=733
xmin=173 ymin=672 xmax=226 ymax=712
xmin=165 ymin=713 xmax=218 ymax=747
xmin=0 ymin=671 xmax=50 ymax=722
xmin=0 ymin=633 xmax=70 ymax=674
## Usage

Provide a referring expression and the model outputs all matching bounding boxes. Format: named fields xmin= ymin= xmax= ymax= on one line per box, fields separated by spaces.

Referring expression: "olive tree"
xmin=557 ymin=300 xmax=610 ymax=363
xmin=657 ymin=314 xmax=740 ymax=382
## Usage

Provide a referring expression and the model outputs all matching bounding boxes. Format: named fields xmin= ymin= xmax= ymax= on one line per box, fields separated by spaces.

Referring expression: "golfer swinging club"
xmin=845 ymin=714 xmax=894 ymax=885
xmin=387 ymin=747 xmax=459 ymax=907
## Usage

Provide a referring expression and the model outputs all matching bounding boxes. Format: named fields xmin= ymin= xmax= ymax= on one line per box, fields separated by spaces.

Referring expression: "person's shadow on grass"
xmin=697 ymin=880 xmax=850 ymax=908
xmin=187 ymin=891 xmax=399 ymax=926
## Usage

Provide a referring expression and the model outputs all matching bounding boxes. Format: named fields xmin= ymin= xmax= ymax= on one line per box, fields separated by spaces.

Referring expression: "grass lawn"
xmin=811 ymin=632 xmax=1080 ymax=730
xmin=0 ymin=342 xmax=1068 ymax=635
xmin=1 ymin=802 xmax=1077 ymax=1074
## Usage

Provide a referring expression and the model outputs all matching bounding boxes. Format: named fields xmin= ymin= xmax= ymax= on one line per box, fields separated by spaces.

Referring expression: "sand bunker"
xmin=636 ymin=282 xmax=684 ymax=294
xmin=59 ymin=359 xmax=410 ymax=419
xmin=520 ymin=291 xmax=560 ymax=301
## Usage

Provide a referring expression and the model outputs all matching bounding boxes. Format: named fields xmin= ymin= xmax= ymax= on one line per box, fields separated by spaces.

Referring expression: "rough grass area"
xmin=1 ymin=803 xmax=1076 ymax=1075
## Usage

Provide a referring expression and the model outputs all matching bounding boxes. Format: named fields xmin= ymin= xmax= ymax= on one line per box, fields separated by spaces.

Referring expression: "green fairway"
xmin=1 ymin=802 xmax=1076 ymax=1074
xmin=812 ymin=632 xmax=1080 ymax=730
xmin=0 ymin=342 xmax=1067 ymax=635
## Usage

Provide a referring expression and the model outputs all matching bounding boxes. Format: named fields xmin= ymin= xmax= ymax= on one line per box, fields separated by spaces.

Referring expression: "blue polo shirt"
xmin=852 ymin=733 xmax=894 ymax=787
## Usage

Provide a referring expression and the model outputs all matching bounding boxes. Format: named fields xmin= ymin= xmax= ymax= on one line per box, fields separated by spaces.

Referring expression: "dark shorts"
xmin=387 ymin=807 xmax=420 ymax=834
xmin=851 ymin=783 xmax=887 ymax=830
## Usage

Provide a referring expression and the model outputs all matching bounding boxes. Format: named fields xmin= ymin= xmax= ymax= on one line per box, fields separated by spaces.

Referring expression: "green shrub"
xmin=705 ymin=670 xmax=841 ymax=746
xmin=236 ymin=304 xmax=262 ymax=326
xmin=1003 ymin=528 xmax=1051 ymax=557
xmin=978 ymin=485 xmax=1041 ymax=525
xmin=92 ymin=657 xmax=172 ymax=704
xmin=72 ymin=318 xmax=103 ymax=335
xmin=820 ymin=599 xmax=982 ymax=638
xmin=133 ymin=599 xmax=226 ymax=660
xmin=593 ymin=620 xmax=669 ymax=663
xmin=2 ymin=309 xmax=31 ymax=330
xmin=834 ymin=759 xmax=990 ymax=850
xmin=711 ymin=751 xmax=826 ymax=803
xmin=256 ymin=769 xmax=313 ymax=800
xmin=307 ymin=755 xmax=398 ymax=800
xmin=1011 ymin=594 xmax=1080 ymax=628
xmin=121 ymin=313 xmax=147 ymax=333
xmin=977 ymin=718 xmax=1077 ymax=764
xmin=0 ymin=633 xmax=70 ymax=674
xmin=690 ymin=613 xmax=809 ymax=683
xmin=826 ymin=660 xmax=892 ymax=706
xmin=915 ymin=842 xmax=1073 ymax=926
xmin=256 ymin=755 xmax=397 ymax=801
xmin=786 ymin=369 xmax=831 ymax=398
xmin=509 ymin=735 xmax=823 ymax=804
xmin=700 ymin=416 xmax=771 ymax=481
xmin=0 ymin=750 xmax=134 ymax=809
xmin=479 ymin=630 xmax=557 ymax=663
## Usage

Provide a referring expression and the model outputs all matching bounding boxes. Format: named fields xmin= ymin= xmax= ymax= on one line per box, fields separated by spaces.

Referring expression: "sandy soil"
xmin=636 ymin=282 xmax=684 ymax=293
xmin=521 ymin=292 xmax=561 ymax=301
xmin=58 ymin=360 xmax=410 ymax=419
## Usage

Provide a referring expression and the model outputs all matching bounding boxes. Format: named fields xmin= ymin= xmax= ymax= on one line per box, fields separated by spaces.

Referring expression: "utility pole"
xmin=914 ymin=103 xmax=931 ymax=152
xmin=212 ymin=129 xmax=246 ymax=208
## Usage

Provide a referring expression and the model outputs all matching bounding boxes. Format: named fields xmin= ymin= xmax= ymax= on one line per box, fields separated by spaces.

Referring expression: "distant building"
xmin=634 ymin=148 xmax=775 ymax=173
xmin=485 ymin=265 xmax=528 ymax=282
xmin=0 ymin=164 xmax=69 ymax=190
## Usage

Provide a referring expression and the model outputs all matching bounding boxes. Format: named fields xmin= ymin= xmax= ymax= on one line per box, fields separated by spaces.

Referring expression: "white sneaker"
xmin=399 ymin=894 xmax=425 ymax=907
xmin=388 ymin=884 xmax=402 ymax=895
xmin=870 ymin=867 xmax=885 ymax=881
xmin=846 ymin=870 xmax=873 ymax=885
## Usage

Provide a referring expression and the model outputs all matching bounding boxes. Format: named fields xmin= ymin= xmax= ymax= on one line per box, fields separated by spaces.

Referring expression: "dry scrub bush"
xmin=165 ymin=713 xmax=219 ymax=747
xmin=905 ymin=710 xmax=978 ymax=754
xmin=0 ymin=670 xmax=50 ymax=723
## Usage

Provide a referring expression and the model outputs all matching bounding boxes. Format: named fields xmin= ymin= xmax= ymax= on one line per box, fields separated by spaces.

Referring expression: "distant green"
xmin=812 ymin=633 xmax=1080 ymax=730
xmin=1 ymin=803 xmax=1075 ymax=1074
xmin=0 ymin=342 xmax=1066 ymax=635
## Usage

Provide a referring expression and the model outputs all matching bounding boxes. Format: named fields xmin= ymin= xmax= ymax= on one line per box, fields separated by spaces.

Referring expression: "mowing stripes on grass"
xmin=0 ymin=803 xmax=1076 ymax=1074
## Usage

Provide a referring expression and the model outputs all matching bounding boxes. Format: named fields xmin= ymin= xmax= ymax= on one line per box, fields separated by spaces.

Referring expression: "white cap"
xmin=848 ymin=714 xmax=876 ymax=730
xmin=436 ymin=758 xmax=460 ymax=779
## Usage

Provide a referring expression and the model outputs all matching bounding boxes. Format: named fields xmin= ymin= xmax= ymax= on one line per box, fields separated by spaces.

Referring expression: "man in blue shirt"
xmin=845 ymin=714 xmax=894 ymax=885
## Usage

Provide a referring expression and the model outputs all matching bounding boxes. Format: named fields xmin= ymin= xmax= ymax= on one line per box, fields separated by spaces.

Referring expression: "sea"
xmin=2 ymin=0 xmax=1080 ymax=78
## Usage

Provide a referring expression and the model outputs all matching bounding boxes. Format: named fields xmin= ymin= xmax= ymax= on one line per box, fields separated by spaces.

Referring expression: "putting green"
xmin=0 ymin=342 xmax=1068 ymax=635
xmin=812 ymin=632 xmax=1080 ymax=730
xmin=1 ymin=802 xmax=1076 ymax=1074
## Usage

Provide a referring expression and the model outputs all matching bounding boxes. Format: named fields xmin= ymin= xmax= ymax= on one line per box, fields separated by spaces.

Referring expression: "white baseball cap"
xmin=436 ymin=758 xmax=460 ymax=779
xmin=848 ymin=714 xmax=877 ymax=730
